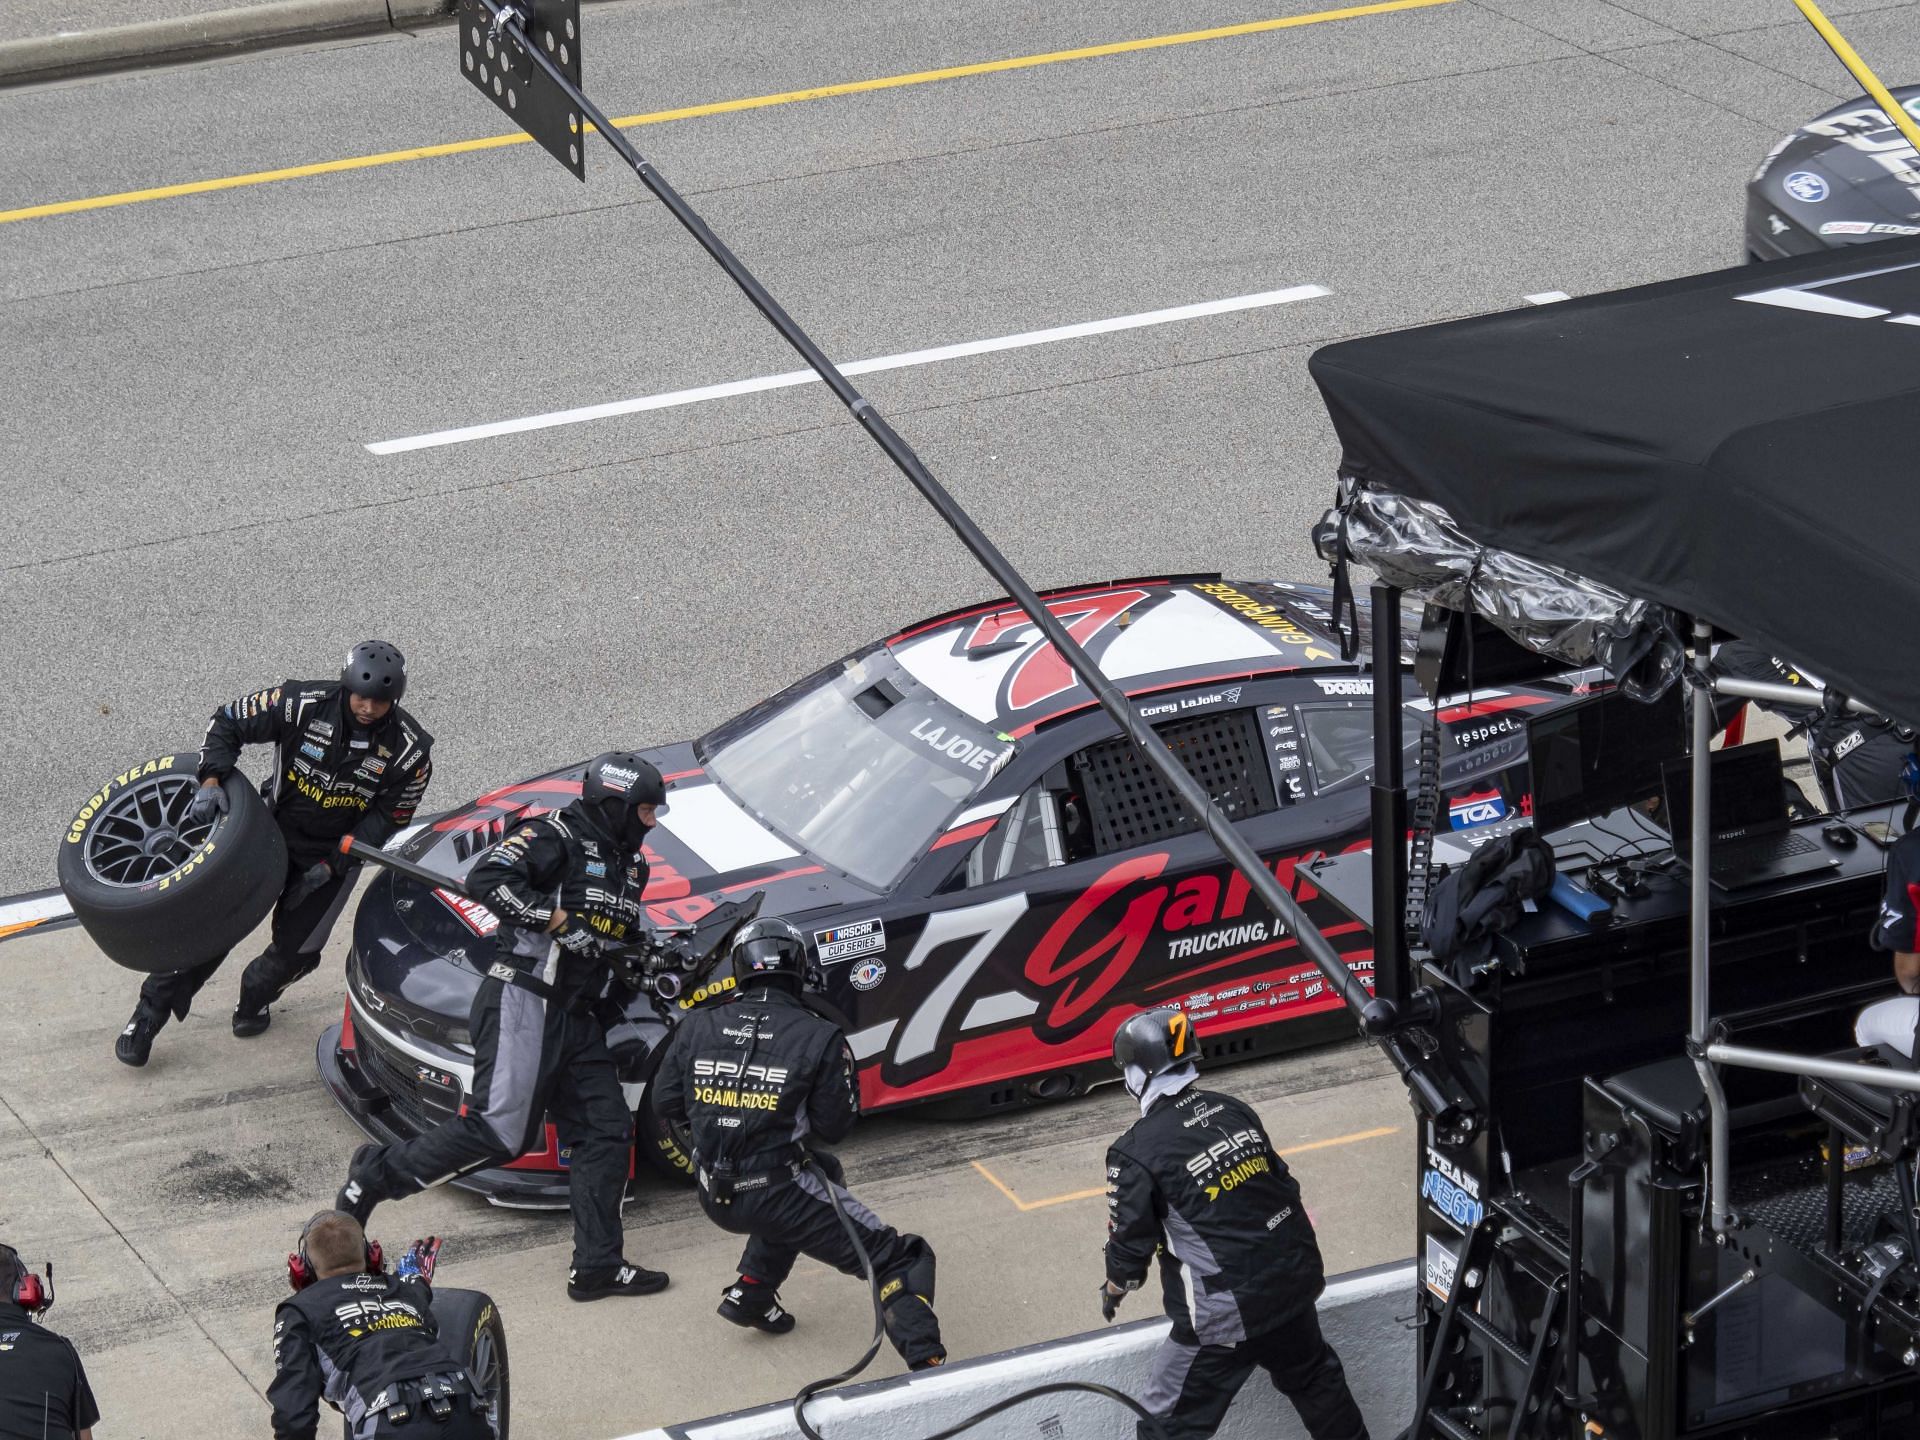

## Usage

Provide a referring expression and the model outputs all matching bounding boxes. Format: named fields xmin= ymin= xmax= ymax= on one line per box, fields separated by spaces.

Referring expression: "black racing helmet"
xmin=580 ymin=751 xmax=668 ymax=849
xmin=341 ymin=640 xmax=407 ymax=703
xmin=1111 ymin=1006 xmax=1198 ymax=1079
xmin=730 ymin=917 xmax=809 ymax=990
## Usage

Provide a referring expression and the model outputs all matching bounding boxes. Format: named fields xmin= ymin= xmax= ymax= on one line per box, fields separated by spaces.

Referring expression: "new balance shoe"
xmin=568 ymin=1262 xmax=669 ymax=1301
xmin=114 ymin=1005 xmax=164 ymax=1067
xmin=717 ymin=1280 xmax=796 ymax=1334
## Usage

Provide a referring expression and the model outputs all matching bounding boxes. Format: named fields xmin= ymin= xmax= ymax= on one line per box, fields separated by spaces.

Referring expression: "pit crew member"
xmin=655 ymin=917 xmax=946 ymax=1368
xmin=336 ymin=753 xmax=671 ymax=1302
xmin=1101 ymin=1008 xmax=1368 ymax=1440
xmin=115 ymin=640 xmax=433 ymax=1066
xmin=0 ymin=1242 xmax=96 ymax=1440
xmin=269 ymin=1212 xmax=489 ymax=1440
xmin=1858 ymin=824 xmax=1920 ymax=1058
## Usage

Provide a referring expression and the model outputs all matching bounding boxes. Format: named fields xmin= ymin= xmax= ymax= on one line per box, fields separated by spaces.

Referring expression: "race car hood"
xmin=1750 ymin=87 xmax=1920 ymax=249
xmin=373 ymin=742 xmax=862 ymax=964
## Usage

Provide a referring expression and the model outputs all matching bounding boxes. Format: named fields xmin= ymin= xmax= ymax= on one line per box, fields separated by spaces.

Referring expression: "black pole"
xmin=1367 ymin=584 xmax=1408 ymax=1011
xmin=475 ymin=0 xmax=1382 ymax=1027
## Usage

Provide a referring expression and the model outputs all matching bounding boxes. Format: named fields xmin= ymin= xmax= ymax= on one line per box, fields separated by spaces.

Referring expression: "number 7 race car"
xmin=319 ymin=574 xmax=1583 ymax=1205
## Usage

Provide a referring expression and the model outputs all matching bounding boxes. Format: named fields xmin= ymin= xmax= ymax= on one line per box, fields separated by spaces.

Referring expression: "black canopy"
xmin=1310 ymin=239 xmax=1920 ymax=726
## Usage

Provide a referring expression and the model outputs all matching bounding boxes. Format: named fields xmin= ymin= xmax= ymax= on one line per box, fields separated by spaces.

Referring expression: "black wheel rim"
xmin=83 ymin=774 xmax=214 ymax=886
xmin=471 ymin=1323 xmax=504 ymax=1434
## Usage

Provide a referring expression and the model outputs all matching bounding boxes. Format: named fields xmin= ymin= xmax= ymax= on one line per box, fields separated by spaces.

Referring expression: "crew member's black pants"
xmin=351 ymin=976 xmax=633 ymax=1272
xmin=1138 ymin=1302 xmax=1369 ymax=1440
xmin=699 ymin=1161 xmax=944 ymax=1366
xmin=137 ymin=848 xmax=359 ymax=1019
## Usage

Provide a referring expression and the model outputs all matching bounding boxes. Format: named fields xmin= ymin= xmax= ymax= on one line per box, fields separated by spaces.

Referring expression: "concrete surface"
xmin=618 ymin=1263 xmax=1415 ymax=1439
xmin=3 ymin=0 xmax=1918 ymax=1432
xmin=0 ymin=910 xmax=1414 ymax=1438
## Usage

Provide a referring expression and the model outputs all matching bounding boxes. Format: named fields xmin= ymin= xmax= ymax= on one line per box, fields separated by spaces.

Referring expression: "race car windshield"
xmin=701 ymin=654 xmax=1012 ymax=890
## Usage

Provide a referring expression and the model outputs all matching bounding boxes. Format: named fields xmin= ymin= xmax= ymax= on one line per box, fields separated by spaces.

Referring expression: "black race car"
xmin=320 ymin=575 xmax=1590 ymax=1205
xmin=1747 ymin=85 xmax=1920 ymax=260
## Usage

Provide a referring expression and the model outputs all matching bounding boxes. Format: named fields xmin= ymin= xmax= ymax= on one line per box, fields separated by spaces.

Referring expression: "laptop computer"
xmin=1659 ymin=741 xmax=1837 ymax=889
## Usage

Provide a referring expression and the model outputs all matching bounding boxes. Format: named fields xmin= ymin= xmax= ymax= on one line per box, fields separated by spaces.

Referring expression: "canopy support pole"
xmin=1688 ymin=619 xmax=1736 ymax=1233
xmin=1369 ymin=583 xmax=1409 ymax=1011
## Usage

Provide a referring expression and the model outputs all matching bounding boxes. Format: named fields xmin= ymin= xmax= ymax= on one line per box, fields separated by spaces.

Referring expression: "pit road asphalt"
xmin=1 ymin=1 xmax=1917 ymax=1435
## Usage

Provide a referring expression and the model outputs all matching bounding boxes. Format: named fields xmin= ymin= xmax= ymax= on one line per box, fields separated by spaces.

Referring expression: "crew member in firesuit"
xmin=1101 ymin=1007 xmax=1369 ymax=1440
xmin=269 ymin=1212 xmax=491 ymax=1440
xmin=115 ymin=640 xmax=433 ymax=1066
xmin=336 ymin=752 xmax=671 ymax=1301
xmin=0 ymin=1242 xmax=97 ymax=1440
xmin=655 ymin=918 xmax=946 ymax=1366
xmin=1858 ymin=822 xmax=1920 ymax=1057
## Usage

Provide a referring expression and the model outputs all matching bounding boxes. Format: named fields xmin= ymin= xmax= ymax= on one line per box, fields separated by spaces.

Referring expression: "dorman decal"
xmin=957 ymin=588 xmax=1166 ymax=714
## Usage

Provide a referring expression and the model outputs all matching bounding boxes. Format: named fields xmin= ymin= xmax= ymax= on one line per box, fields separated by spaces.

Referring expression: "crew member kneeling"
xmin=1101 ymin=1007 xmax=1369 ymax=1440
xmin=1858 ymin=826 xmax=1920 ymax=1057
xmin=270 ymin=1214 xmax=489 ymax=1440
xmin=655 ymin=918 xmax=946 ymax=1368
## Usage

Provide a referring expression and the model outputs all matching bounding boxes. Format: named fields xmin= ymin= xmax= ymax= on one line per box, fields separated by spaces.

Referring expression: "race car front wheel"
xmin=634 ymin=1042 xmax=696 ymax=1185
xmin=425 ymin=1288 xmax=510 ymax=1439
xmin=56 ymin=753 xmax=286 ymax=972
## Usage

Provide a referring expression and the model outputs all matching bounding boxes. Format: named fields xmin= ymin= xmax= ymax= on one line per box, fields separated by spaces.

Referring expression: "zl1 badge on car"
xmin=815 ymin=918 xmax=886 ymax=964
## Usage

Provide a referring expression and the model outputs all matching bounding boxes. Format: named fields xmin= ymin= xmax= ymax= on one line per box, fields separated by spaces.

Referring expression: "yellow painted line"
xmin=0 ymin=0 xmax=1459 ymax=228
xmin=970 ymin=1124 xmax=1402 ymax=1212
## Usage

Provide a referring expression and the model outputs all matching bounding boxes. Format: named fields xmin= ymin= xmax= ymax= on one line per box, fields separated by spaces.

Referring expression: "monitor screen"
xmin=1661 ymin=741 xmax=1788 ymax=854
xmin=1525 ymin=686 xmax=1687 ymax=835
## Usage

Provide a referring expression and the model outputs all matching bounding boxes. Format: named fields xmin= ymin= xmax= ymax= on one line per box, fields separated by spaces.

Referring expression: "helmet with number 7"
xmin=730 ymin=917 xmax=809 ymax=990
xmin=1111 ymin=1006 xmax=1199 ymax=1080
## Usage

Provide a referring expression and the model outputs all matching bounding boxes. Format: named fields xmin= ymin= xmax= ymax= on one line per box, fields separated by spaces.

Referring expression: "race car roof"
xmin=886 ymin=577 xmax=1355 ymax=735
xmin=1310 ymin=239 xmax=1920 ymax=728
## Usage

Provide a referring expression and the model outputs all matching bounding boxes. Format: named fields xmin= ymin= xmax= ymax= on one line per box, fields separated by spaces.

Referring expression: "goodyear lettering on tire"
xmin=65 ymin=756 xmax=177 ymax=844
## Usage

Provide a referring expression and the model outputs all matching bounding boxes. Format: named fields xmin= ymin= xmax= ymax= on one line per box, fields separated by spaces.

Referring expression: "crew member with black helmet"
xmin=1101 ymin=1007 xmax=1368 ymax=1440
xmin=654 ymin=918 xmax=946 ymax=1367
xmin=335 ymin=752 xmax=672 ymax=1301
xmin=115 ymin=640 xmax=434 ymax=1066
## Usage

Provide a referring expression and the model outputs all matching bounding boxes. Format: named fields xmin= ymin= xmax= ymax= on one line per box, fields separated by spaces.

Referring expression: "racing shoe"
xmin=568 ymin=1262 xmax=669 ymax=1301
xmin=717 ymin=1279 xmax=796 ymax=1334
xmin=231 ymin=1002 xmax=271 ymax=1038
xmin=335 ymin=1143 xmax=382 ymax=1226
xmin=115 ymin=1004 xmax=165 ymax=1067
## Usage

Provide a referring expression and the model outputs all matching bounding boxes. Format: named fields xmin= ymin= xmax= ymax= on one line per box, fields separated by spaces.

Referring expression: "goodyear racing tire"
xmin=636 ymin=1040 xmax=696 ymax=1186
xmin=429 ymin=1287 xmax=510 ymax=1439
xmin=56 ymin=753 xmax=287 ymax=974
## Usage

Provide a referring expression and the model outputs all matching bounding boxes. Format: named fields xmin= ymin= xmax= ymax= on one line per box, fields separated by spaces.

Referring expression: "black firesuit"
xmin=138 ymin=681 xmax=434 ymax=1020
xmin=345 ymin=803 xmax=645 ymax=1274
xmin=656 ymin=984 xmax=945 ymax=1366
xmin=0 ymin=1300 xmax=99 ymax=1440
xmin=268 ymin=1271 xmax=488 ymax=1440
xmin=1105 ymin=1082 xmax=1368 ymax=1440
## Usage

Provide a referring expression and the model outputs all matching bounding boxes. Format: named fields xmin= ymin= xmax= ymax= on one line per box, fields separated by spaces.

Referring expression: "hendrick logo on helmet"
xmin=598 ymin=764 xmax=642 ymax=791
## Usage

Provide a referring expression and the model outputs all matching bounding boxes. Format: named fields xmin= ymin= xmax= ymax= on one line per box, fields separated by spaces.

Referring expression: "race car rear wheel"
xmin=56 ymin=754 xmax=287 ymax=973
xmin=428 ymin=1288 xmax=510 ymax=1438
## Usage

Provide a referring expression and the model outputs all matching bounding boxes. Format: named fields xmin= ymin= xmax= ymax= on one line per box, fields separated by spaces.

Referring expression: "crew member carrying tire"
xmin=1100 ymin=1007 xmax=1368 ymax=1440
xmin=655 ymin=918 xmax=947 ymax=1368
xmin=115 ymin=642 xmax=433 ymax=1066
xmin=335 ymin=753 xmax=672 ymax=1303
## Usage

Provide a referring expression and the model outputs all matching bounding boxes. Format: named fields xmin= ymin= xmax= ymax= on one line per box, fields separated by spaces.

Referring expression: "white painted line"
xmin=0 ymin=892 xmax=73 ymax=928
xmin=366 ymin=284 xmax=1331 ymax=455
xmin=1524 ymin=290 xmax=1570 ymax=305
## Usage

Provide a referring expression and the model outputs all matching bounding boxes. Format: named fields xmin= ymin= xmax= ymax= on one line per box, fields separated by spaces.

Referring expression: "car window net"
xmin=1072 ymin=709 xmax=1276 ymax=854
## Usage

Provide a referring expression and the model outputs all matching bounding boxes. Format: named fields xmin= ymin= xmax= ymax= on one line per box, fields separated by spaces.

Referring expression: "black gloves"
xmin=1100 ymin=1283 xmax=1125 ymax=1323
xmin=186 ymin=781 xmax=230 ymax=825
xmin=554 ymin=920 xmax=604 ymax=957
xmin=284 ymin=860 xmax=337 ymax=907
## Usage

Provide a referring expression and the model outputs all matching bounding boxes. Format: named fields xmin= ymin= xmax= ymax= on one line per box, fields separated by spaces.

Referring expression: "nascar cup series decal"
xmin=1421 ymin=1146 xmax=1483 ymax=1231
xmin=814 ymin=918 xmax=886 ymax=964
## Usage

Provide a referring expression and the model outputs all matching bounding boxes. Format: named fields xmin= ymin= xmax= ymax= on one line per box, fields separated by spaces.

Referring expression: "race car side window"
xmin=1299 ymin=703 xmax=1421 ymax=796
xmin=962 ymin=786 xmax=1064 ymax=887
xmin=1071 ymin=708 xmax=1276 ymax=855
